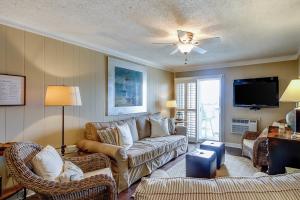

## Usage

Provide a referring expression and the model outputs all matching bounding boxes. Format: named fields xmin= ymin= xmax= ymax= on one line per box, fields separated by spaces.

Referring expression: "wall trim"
xmin=1 ymin=17 xmax=298 ymax=73
xmin=173 ymin=54 xmax=298 ymax=72
xmin=225 ymin=142 xmax=242 ymax=149
xmin=0 ymin=17 xmax=169 ymax=71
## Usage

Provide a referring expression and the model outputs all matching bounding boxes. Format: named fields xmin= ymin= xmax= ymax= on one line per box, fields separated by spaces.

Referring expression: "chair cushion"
xmin=135 ymin=114 xmax=151 ymax=139
xmin=84 ymin=167 xmax=113 ymax=179
xmin=31 ymin=145 xmax=63 ymax=181
xmin=243 ymin=139 xmax=255 ymax=149
xmin=127 ymin=135 xmax=187 ymax=168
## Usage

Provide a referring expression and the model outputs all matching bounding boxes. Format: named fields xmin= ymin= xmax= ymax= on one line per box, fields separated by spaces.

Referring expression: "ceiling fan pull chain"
xmin=184 ymin=53 xmax=188 ymax=64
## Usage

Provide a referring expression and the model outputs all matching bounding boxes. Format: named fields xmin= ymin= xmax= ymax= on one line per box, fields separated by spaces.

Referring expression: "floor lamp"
xmin=45 ymin=86 xmax=82 ymax=156
xmin=166 ymin=100 xmax=177 ymax=118
xmin=280 ymin=79 xmax=300 ymax=138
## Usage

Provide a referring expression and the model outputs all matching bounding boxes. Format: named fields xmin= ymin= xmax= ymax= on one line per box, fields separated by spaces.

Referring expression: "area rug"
xmin=164 ymin=153 xmax=259 ymax=178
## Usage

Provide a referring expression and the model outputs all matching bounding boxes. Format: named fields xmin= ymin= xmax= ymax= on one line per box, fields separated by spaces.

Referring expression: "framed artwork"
xmin=0 ymin=74 xmax=26 ymax=106
xmin=107 ymin=57 xmax=147 ymax=115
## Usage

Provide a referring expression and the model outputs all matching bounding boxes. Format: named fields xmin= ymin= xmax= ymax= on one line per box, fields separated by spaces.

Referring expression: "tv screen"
xmin=233 ymin=77 xmax=279 ymax=109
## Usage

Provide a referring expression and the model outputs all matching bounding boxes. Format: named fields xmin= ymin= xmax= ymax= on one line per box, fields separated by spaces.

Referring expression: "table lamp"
xmin=280 ymin=79 xmax=300 ymax=138
xmin=166 ymin=100 xmax=177 ymax=118
xmin=45 ymin=86 xmax=82 ymax=155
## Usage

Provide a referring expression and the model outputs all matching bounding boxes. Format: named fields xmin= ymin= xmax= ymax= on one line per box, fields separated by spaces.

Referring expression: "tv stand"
xmin=250 ymin=106 xmax=261 ymax=111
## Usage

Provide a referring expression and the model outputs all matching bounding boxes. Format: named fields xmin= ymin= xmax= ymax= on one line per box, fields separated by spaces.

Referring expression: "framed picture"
xmin=0 ymin=74 xmax=26 ymax=106
xmin=107 ymin=57 xmax=147 ymax=115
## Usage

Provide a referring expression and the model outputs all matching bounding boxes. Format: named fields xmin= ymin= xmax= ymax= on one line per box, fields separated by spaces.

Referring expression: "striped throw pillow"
xmin=97 ymin=128 xmax=119 ymax=145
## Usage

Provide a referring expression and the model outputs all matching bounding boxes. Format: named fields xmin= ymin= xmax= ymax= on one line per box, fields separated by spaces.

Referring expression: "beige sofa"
xmin=135 ymin=173 xmax=300 ymax=200
xmin=77 ymin=113 xmax=188 ymax=192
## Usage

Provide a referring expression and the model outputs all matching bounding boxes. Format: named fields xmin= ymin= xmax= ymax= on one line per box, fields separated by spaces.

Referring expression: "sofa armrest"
xmin=77 ymin=140 xmax=127 ymax=161
xmin=175 ymin=126 xmax=187 ymax=136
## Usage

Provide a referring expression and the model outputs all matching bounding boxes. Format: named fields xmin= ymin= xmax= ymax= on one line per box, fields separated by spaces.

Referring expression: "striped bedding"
xmin=135 ymin=173 xmax=300 ymax=200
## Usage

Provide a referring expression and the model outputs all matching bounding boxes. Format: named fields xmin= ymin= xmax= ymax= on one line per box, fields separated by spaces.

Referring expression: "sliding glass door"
xmin=175 ymin=75 xmax=223 ymax=142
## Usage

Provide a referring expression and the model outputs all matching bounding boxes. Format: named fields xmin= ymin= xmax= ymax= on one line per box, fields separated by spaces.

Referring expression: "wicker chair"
xmin=4 ymin=142 xmax=117 ymax=200
xmin=241 ymin=130 xmax=268 ymax=167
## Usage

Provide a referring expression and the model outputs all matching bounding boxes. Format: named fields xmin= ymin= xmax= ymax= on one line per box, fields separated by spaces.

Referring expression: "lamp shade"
xmin=166 ymin=100 xmax=177 ymax=108
xmin=45 ymin=86 xmax=82 ymax=106
xmin=280 ymin=79 xmax=300 ymax=102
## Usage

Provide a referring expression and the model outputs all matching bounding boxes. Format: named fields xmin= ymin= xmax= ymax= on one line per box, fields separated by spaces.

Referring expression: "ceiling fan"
xmin=153 ymin=30 xmax=220 ymax=64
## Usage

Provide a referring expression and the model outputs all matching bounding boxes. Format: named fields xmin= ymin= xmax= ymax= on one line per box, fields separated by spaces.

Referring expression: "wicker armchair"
xmin=4 ymin=142 xmax=117 ymax=200
xmin=241 ymin=130 xmax=268 ymax=167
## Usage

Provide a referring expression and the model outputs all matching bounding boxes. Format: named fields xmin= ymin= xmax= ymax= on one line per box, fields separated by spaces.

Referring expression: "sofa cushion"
xmin=149 ymin=112 xmax=161 ymax=120
xmin=150 ymin=118 xmax=169 ymax=138
xmin=135 ymin=173 xmax=300 ymax=200
xmin=168 ymin=118 xmax=176 ymax=134
xmin=135 ymin=114 xmax=151 ymax=139
xmin=116 ymin=118 xmax=139 ymax=142
xmin=85 ymin=122 xmax=113 ymax=141
xmin=127 ymin=135 xmax=187 ymax=168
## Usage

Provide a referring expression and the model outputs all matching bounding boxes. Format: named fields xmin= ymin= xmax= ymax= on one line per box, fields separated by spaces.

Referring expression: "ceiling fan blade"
xmin=169 ymin=48 xmax=179 ymax=55
xmin=193 ymin=47 xmax=207 ymax=54
xmin=193 ymin=36 xmax=221 ymax=45
xmin=152 ymin=42 xmax=176 ymax=45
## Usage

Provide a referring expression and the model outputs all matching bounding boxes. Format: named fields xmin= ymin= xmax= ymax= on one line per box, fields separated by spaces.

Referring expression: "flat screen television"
xmin=233 ymin=77 xmax=279 ymax=109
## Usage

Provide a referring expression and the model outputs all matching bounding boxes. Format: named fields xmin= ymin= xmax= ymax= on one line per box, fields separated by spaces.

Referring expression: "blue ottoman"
xmin=186 ymin=149 xmax=217 ymax=178
xmin=200 ymin=141 xmax=225 ymax=169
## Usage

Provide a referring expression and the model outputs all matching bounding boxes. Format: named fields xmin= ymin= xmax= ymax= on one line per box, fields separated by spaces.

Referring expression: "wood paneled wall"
xmin=0 ymin=24 xmax=174 ymax=147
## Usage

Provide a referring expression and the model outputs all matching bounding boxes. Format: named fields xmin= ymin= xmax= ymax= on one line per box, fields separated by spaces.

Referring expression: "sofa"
xmin=77 ymin=113 xmax=188 ymax=192
xmin=134 ymin=173 xmax=300 ymax=200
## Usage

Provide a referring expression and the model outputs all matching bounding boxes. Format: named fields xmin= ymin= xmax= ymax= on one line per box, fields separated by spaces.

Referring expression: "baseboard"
xmin=225 ymin=142 xmax=242 ymax=149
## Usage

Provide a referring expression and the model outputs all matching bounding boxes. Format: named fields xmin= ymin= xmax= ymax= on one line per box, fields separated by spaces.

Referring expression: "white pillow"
xmin=57 ymin=161 xmax=84 ymax=182
xmin=31 ymin=145 xmax=63 ymax=181
xmin=116 ymin=123 xmax=133 ymax=148
xmin=150 ymin=118 xmax=170 ymax=138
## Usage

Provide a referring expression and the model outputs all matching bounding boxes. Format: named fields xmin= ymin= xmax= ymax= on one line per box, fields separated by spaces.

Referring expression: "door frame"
xmin=175 ymin=74 xmax=225 ymax=142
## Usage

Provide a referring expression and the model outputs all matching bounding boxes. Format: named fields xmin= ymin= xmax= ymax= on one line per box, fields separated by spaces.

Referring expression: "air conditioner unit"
xmin=231 ymin=118 xmax=258 ymax=135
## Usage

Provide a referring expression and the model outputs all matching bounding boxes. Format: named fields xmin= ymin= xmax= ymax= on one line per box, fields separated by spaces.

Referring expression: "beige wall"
xmin=0 ymin=24 xmax=174 ymax=147
xmin=176 ymin=60 xmax=298 ymax=144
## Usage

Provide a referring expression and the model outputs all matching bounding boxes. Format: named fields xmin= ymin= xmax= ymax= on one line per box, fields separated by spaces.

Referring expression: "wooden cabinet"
xmin=267 ymin=126 xmax=300 ymax=175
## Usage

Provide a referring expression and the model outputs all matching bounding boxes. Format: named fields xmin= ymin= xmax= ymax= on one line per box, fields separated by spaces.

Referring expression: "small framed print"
xmin=0 ymin=74 xmax=26 ymax=106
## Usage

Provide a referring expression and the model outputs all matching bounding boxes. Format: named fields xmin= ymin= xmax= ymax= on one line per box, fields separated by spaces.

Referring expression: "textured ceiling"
xmin=0 ymin=0 xmax=300 ymax=71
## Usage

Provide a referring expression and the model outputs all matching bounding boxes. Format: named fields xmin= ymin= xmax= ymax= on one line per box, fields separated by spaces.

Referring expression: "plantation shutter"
xmin=175 ymin=79 xmax=197 ymax=142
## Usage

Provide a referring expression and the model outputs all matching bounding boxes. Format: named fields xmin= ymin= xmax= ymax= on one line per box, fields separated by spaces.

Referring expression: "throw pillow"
xmin=168 ymin=118 xmax=176 ymax=134
xmin=116 ymin=118 xmax=139 ymax=142
xmin=31 ymin=145 xmax=64 ymax=181
xmin=97 ymin=128 xmax=119 ymax=145
xmin=116 ymin=123 xmax=133 ymax=148
xmin=150 ymin=118 xmax=170 ymax=138
xmin=57 ymin=161 xmax=84 ymax=182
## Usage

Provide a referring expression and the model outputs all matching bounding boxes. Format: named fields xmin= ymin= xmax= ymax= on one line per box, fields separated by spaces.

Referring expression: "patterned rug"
xmin=154 ymin=153 xmax=260 ymax=178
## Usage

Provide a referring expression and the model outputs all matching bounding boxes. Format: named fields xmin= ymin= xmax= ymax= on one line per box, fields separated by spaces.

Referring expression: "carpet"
xmin=155 ymin=153 xmax=260 ymax=178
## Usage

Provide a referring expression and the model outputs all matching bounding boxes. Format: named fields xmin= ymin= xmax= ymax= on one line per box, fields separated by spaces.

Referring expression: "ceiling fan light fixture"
xmin=178 ymin=43 xmax=194 ymax=54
